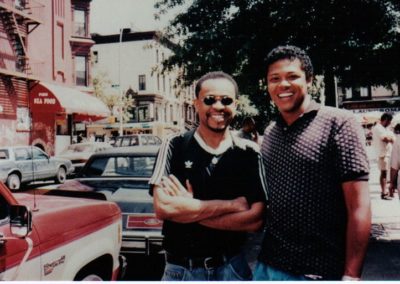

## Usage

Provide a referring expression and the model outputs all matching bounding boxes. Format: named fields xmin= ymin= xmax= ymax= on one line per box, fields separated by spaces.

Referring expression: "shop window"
xmin=56 ymin=114 xmax=69 ymax=135
xmin=138 ymin=106 xmax=149 ymax=122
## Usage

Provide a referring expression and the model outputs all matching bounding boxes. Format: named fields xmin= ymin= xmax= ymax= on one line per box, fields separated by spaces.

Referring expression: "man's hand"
xmin=232 ymin=196 xmax=249 ymax=211
xmin=160 ymin=174 xmax=249 ymax=212
xmin=160 ymin=174 xmax=193 ymax=198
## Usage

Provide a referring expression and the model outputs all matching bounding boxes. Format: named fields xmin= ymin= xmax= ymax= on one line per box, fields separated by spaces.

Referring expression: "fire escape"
xmin=0 ymin=0 xmax=42 ymax=81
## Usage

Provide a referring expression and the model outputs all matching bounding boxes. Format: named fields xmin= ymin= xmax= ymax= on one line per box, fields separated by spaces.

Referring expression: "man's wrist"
xmin=342 ymin=275 xmax=360 ymax=281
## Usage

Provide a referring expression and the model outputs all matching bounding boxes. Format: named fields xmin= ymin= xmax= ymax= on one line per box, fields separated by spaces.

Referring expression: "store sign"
xmin=33 ymin=92 xmax=57 ymax=105
xmin=352 ymin=108 xmax=400 ymax=113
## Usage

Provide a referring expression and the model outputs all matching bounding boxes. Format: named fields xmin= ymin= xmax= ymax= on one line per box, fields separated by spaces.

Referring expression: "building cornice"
xmin=91 ymin=31 xmax=159 ymax=44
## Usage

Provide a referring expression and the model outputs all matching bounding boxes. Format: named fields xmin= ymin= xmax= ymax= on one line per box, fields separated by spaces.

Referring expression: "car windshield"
xmin=82 ymin=156 xmax=155 ymax=177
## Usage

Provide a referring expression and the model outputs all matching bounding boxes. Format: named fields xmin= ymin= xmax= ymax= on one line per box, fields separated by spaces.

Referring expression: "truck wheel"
xmin=55 ymin=167 xmax=66 ymax=184
xmin=7 ymin=173 xmax=21 ymax=190
xmin=79 ymin=274 xmax=103 ymax=281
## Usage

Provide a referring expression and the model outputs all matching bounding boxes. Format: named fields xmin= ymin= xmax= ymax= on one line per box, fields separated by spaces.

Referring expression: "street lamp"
xmin=118 ymin=27 xmax=131 ymax=136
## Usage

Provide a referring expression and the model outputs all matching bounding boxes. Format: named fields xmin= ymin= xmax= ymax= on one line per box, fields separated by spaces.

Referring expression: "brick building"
xmin=0 ymin=0 xmax=109 ymax=155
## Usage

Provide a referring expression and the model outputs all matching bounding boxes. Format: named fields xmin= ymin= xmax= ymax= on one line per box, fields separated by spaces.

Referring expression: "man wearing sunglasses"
xmin=150 ymin=71 xmax=268 ymax=281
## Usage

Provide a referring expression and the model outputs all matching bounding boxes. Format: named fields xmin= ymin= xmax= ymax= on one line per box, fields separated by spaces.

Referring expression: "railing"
xmin=0 ymin=0 xmax=44 ymax=22
xmin=15 ymin=0 xmax=45 ymax=20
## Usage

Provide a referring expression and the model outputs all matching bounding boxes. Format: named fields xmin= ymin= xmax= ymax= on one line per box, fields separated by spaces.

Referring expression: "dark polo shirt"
xmin=260 ymin=100 xmax=369 ymax=279
xmin=150 ymin=130 xmax=268 ymax=257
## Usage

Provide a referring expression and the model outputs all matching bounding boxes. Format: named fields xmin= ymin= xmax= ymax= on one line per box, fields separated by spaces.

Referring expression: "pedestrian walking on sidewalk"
xmin=254 ymin=45 xmax=371 ymax=281
xmin=372 ymin=112 xmax=394 ymax=199
xmin=389 ymin=123 xmax=400 ymax=198
xmin=149 ymin=71 xmax=268 ymax=281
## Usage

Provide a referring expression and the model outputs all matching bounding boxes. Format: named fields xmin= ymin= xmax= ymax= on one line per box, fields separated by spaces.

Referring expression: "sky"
xmin=90 ymin=0 xmax=185 ymax=35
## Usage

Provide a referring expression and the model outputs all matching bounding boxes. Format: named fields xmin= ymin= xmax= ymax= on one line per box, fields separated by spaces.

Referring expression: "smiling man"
xmin=254 ymin=46 xmax=371 ymax=281
xmin=149 ymin=71 xmax=268 ymax=281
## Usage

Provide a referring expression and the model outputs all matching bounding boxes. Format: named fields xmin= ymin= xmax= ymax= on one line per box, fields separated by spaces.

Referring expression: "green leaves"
xmin=156 ymin=0 xmax=399 ymax=120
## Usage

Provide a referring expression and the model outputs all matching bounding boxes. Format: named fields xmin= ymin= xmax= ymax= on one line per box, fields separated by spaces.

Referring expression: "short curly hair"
xmin=381 ymin=112 xmax=393 ymax=122
xmin=195 ymin=71 xmax=239 ymax=98
xmin=265 ymin=45 xmax=314 ymax=81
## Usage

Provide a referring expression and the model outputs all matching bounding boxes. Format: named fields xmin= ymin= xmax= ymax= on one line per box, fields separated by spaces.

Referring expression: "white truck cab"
xmin=0 ymin=182 xmax=125 ymax=280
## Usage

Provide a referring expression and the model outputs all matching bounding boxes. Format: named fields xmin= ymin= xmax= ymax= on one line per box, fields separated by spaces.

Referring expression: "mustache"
xmin=206 ymin=111 xmax=228 ymax=117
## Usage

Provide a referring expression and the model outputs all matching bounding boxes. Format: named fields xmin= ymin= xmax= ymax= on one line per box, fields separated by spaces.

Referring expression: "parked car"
xmin=48 ymin=145 xmax=163 ymax=256
xmin=0 ymin=146 xmax=74 ymax=190
xmin=110 ymin=134 xmax=162 ymax=147
xmin=56 ymin=142 xmax=112 ymax=173
xmin=0 ymin=181 xmax=125 ymax=280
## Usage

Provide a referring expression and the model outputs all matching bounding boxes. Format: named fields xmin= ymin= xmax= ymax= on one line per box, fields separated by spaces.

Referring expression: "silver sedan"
xmin=0 ymin=146 xmax=74 ymax=190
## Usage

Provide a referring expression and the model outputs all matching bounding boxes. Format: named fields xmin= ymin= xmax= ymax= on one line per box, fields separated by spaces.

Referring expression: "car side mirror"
xmin=10 ymin=205 xmax=32 ymax=238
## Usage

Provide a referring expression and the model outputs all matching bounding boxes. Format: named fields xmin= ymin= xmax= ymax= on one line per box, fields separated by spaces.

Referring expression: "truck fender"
xmin=59 ymin=226 xmax=120 ymax=279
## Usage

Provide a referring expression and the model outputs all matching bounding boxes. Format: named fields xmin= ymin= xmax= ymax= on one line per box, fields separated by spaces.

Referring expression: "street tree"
xmin=156 ymin=0 xmax=399 ymax=121
xmin=92 ymin=72 xmax=135 ymax=123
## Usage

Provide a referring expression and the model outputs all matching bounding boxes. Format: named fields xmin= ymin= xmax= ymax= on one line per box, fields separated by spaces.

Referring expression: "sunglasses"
xmin=202 ymin=96 xmax=234 ymax=106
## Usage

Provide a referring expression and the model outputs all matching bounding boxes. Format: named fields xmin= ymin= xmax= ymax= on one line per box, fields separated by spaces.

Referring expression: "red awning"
xmin=30 ymin=82 xmax=110 ymax=118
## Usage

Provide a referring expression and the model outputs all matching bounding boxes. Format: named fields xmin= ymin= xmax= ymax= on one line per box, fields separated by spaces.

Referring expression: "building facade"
xmin=339 ymin=83 xmax=400 ymax=115
xmin=0 ymin=0 xmax=109 ymax=155
xmin=0 ymin=0 xmax=41 ymax=147
xmin=90 ymin=31 xmax=197 ymax=139
xmin=338 ymin=83 xmax=400 ymax=126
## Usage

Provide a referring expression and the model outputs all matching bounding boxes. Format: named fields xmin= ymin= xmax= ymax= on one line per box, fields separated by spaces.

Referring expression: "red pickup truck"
xmin=0 ymin=182 xmax=125 ymax=280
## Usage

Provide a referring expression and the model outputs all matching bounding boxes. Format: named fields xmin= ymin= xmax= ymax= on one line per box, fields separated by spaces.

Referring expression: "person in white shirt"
xmin=389 ymin=123 xmax=400 ymax=198
xmin=89 ymin=133 xmax=96 ymax=142
xmin=372 ymin=112 xmax=394 ymax=199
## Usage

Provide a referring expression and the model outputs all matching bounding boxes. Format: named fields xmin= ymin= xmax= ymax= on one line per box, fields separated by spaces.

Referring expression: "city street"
xmin=120 ymin=154 xmax=400 ymax=281
xmin=19 ymin=147 xmax=400 ymax=281
xmin=362 ymin=155 xmax=400 ymax=280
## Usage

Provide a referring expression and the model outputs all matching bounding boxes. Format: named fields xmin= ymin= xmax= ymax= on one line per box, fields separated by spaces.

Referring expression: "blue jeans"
xmin=162 ymin=254 xmax=252 ymax=281
xmin=253 ymin=262 xmax=308 ymax=281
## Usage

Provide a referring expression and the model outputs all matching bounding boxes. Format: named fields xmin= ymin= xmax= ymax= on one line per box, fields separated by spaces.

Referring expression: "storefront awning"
xmin=88 ymin=121 xmax=155 ymax=130
xmin=30 ymin=82 xmax=110 ymax=117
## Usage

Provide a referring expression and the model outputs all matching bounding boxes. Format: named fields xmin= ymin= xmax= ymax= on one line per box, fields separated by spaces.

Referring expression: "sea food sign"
xmin=31 ymin=91 xmax=61 ymax=113
xmin=33 ymin=92 xmax=57 ymax=105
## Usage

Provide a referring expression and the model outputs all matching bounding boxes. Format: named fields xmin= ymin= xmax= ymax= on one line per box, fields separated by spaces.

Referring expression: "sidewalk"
xmin=369 ymin=161 xmax=400 ymax=242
